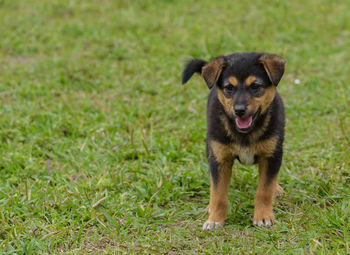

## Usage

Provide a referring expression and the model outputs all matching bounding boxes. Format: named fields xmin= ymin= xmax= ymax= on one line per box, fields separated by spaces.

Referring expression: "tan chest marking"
xmin=210 ymin=137 xmax=278 ymax=166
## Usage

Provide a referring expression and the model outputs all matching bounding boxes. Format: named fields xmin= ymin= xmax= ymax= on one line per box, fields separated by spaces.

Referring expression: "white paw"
xmin=202 ymin=221 xmax=223 ymax=231
xmin=253 ymin=219 xmax=273 ymax=227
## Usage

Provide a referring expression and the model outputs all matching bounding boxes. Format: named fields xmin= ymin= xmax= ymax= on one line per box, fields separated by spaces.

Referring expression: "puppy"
xmin=182 ymin=52 xmax=286 ymax=230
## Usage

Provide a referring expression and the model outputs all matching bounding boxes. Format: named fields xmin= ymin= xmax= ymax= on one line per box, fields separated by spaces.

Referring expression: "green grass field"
xmin=0 ymin=0 xmax=349 ymax=254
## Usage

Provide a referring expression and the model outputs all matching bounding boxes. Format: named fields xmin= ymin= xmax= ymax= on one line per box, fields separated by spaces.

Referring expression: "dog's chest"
xmin=237 ymin=148 xmax=255 ymax=165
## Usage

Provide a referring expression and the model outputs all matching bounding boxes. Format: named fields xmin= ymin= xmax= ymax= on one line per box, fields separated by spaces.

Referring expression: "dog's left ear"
xmin=202 ymin=56 xmax=227 ymax=89
xmin=259 ymin=54 xmax=286 ymax=86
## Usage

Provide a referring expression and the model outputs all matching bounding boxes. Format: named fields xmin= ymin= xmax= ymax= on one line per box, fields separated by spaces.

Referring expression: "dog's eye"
xmin=250 ymin=83 xmax=262 ymax=91
xmin=224 ymin=85 xmax=235 ymax=93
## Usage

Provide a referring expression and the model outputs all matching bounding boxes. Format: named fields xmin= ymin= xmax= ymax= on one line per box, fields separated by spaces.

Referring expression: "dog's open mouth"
xmin=235 ymin=116 xmax=253 ymax=129
xmin=234 ymin=108 xmax=261 ymax=132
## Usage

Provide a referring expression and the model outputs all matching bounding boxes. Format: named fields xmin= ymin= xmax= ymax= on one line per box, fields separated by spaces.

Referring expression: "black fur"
xmin=208 ymin=156 xmax=219 ymax=187
xmin=266 ymin=144 xmax=283 ymax=181
xmin=183 ymin=52 xmax=286 ymax=185
xmin=206 ymin=89 xmax=285 ymax=147
xmin=182 ymin=52 xmax=287 ymax=228
xmin=182 ymin=59 xmax=207 ymax=85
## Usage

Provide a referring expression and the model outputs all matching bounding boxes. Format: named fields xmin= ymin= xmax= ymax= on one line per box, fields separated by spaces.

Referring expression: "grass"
xmin=0 ymin=0 xmax=349 ymax=253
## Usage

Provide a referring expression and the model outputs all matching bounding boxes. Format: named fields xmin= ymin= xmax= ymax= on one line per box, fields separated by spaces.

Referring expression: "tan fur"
xmin=217 ymin=79 xmax=276 ymax=123
xmin=228 ymin=76 xmax=238 ymax=87
xmin=247 ymin=86 xmax=276 ymax=115
xmin=215 ymin=116 xmax=275 ymax=156
xmin=220 ymin=115 xmax=271 ymax=143
xmin=209 ymin=139 xmax=280 ymax=225
xmin=245 ymin=75 xmax=256 ymax=86
xmin=207 ymin=169 xmax=232 ymax=224
xmin=252 ymin=136 xmax=278 ymax=157
xmin=210 ymin=138 xmax=277 ymax=167
xmin=210 ymin=141 xmax=233 ymax=164
xmin=220 ymin=115 xmax=235 ymax=140
xmin=217 ymin=89 xmax=234 ymax=116
xmin=202 ymin=57 xmax=226 ymax=88
xmin=254 ymin=158 xmax=278 ymax=224
xmin=182 ymin=52 xmax=286 ymax=229
xmin=259 ymin=54 xmax=286 ymax=86
xmin=208 ymin=141 xmax=233 ymax=224
xmin=275 ymin=183 xmax=284 ymax=197
xmin=250 ymin=113 xmax=271 ymax=142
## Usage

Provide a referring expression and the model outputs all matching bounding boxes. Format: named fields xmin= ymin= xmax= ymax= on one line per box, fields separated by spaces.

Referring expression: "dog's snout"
xmin=234 ymin=105 xmax=246 ymax=117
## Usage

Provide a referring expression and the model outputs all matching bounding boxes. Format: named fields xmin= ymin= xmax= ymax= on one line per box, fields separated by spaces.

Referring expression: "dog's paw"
xmin=253 ymin=212 xmax=275 ymax=227
xmin=275 ymin=184 xmax=284 ymax=198
xmin=202 ymin=221 xmax=223 ymax=231
xmin=253 ymin=218 xmax=275 ymax=227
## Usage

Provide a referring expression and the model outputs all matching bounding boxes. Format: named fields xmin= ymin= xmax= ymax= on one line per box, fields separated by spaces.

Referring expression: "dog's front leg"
xmin=253 ymin=155 xmax=282 ymax=227
xmin=203 ymin=155 xmax=233 ymax=231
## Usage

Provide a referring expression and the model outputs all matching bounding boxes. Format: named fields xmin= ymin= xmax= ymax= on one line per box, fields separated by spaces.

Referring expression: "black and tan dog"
xmin=182 ymin=52 xmax=286 ymax=230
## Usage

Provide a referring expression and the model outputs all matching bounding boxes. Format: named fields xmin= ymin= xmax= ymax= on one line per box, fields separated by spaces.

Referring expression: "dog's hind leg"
xmin=275 ymin=183 xmax=284 ymax=197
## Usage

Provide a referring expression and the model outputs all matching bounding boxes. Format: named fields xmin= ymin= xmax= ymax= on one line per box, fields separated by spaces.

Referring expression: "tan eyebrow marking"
xmin=245 ymin=75 xmax=256 ymax=86
xmin=228 ymin=76 xmax=238 ymax=87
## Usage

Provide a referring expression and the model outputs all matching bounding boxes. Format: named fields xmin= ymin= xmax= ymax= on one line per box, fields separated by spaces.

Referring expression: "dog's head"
xmin=182 ymin=52 xmax=285 ymax=133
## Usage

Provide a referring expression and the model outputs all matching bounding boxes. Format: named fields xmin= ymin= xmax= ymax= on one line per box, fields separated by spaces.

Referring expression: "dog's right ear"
xmin=182 ymin=59 xmax=208 ymax=85
xmin=258 ymin=54 xmax=286 ymax=86
xmin=182 ymin=57 xmax=227 ymax=89
xmin=201 ymin=56 xmax=226 ymax=89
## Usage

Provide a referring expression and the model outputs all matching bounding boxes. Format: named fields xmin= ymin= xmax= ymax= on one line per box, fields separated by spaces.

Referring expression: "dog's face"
xmin=202 ymin=53 xmax=285 ymax=133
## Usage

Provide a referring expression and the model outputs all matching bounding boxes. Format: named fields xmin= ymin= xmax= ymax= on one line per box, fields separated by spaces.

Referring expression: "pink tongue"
xmin=235 ymin=116 xmax=253 ymax=129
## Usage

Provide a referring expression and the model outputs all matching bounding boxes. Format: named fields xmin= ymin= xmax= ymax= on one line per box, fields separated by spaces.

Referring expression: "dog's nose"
xmin=234 ymin=105 xmax=246 ymax=117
